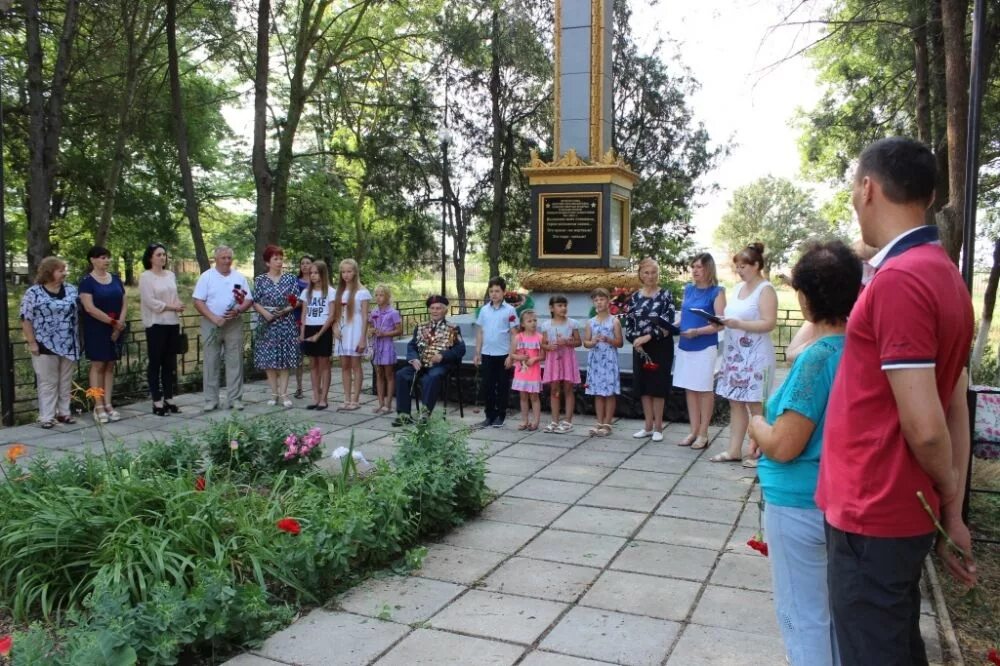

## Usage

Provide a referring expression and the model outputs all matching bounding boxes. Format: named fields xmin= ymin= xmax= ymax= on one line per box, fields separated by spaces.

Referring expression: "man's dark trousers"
xmin=825 ymin=522 xmax=935 ymax=666
xmin=395 ymin=364 xmax=448 ymax=416
xmin=480 ymin=354 xmax=510 ymax=423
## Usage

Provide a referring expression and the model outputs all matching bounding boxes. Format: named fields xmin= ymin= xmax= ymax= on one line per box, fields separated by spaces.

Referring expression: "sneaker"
xmin=632 ymin=429 xmax=652 ymax=439
xmin=651 ymin=431 xmax=664 ymax=443
xmin=475 ymin=418 xmax=493 ymax=429
xmin=391 ymin=414 xmax=413 ymax=427
xmin=491 ymin=418 xmax=505 ymax=429
xmin=231 ymin=400 xmax=245 ymax=411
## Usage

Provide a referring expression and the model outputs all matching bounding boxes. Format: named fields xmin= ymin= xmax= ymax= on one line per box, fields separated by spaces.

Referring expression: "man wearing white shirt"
xmin=193 ymin=246 xmax=254 ymax=410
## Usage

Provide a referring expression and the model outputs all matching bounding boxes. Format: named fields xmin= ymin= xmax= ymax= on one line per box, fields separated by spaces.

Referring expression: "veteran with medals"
xmin=393 ymin=295 xmax=467 ymax=426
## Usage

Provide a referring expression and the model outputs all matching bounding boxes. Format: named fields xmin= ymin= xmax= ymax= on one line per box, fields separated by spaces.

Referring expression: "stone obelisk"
xmin=521 ymin=0 xmax=639 ymax=305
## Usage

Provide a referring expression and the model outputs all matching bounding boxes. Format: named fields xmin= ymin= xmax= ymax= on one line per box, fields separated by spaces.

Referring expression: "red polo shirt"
xmin=816 ymin=233 xmax=972 ymax=537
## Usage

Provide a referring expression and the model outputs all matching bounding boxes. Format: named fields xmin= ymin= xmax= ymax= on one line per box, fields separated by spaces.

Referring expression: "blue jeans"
xmin=764 ymin=503 xmax=839 ymax=666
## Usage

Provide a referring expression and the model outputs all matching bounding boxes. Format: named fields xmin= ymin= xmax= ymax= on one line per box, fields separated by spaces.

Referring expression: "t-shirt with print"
xmin=759 ymin=334 xmax=844 ymax=509
xmin=300 ymin=287 xmax=336 ymax=326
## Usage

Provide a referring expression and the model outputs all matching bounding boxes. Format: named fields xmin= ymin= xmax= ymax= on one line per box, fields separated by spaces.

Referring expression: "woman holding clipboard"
xmin=675 ymin=253 xmax=726 ymax=449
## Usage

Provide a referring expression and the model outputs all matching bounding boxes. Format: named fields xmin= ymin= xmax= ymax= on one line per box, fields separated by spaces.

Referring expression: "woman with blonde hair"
xmin=675 ymin=253 xmax=725 ymax=449
xmin=624 ymin=257 xmax=678 ymax=442
xmin=20 ymin=257 xmax=80 ymax=428
xmin=333 ymin=258 xmax=371 ymax=410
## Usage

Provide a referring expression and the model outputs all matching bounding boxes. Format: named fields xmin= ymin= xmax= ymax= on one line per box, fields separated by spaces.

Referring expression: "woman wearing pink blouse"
xmin=139 ymin=243 xmax=186 ymax=416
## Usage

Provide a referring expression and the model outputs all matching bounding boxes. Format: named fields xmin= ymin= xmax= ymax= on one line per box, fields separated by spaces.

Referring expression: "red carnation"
xmin=988 ymin=649 xmax=1000 ymax=666
xmin=643 ymin=362 xmax=660 ymax=371
xmin=276 ymin=517 xmax=301 ymax=535
xmin=746 ymin=537 xmax=769 ymax=557
xmin=107 ymin=311 xmax=118 ymax=325
xmin=194 ymin=476 xmax=206 ymax=492
xmin=286 ymin=294 xmax=298 ymax=307
xmin=508 ymin=314 xmax=516 ymax=322
xmin=0 ymin=635 xmax=11 ymax=657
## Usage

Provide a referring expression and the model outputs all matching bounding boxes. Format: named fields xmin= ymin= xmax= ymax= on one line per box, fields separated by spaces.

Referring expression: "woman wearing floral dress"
xmin=252 ymin=245 xmax=302 ymax=407
xmin=713 ymin=242 xmax=777 ymax=465
xmin=625 ymin=257 xmax=678 ymax=442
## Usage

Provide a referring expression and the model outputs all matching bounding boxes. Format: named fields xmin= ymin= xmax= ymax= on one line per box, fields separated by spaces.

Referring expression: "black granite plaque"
xmin=540 ymin=193 xmax=601 ymax=257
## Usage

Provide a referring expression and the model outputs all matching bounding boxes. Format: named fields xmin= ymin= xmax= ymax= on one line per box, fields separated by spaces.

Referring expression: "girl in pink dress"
xmin=511 ymin=310 xmax=545 ymax=430
xmin=369 ymin=284 xmax=403 ymax=414
xmin=541 ymin=294 xmax=581 ymax=433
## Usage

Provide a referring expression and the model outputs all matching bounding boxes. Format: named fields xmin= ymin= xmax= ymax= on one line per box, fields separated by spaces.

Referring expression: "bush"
xmin=0 ymin=414 xmax=486 ymax=664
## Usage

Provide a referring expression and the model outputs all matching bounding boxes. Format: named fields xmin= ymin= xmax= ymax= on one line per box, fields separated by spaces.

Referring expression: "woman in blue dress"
xmin=251 ymin=244 xmax=303 ymax=407
xmin=78 ymin=246 xmax=128 ymax=423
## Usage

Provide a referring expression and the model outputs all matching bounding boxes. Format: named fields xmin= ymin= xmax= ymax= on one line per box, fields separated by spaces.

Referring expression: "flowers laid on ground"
xmin=276 ymin=518 xmax=302 ymax=536
xmin=283 ymin=427 xmax=322 ymax=462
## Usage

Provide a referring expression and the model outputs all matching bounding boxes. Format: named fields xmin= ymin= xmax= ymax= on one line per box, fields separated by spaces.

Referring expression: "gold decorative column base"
xmin=520 ymin=268 xmax=639 ymax=292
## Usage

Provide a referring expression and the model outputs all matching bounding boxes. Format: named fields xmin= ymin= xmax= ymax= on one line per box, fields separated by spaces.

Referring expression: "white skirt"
xmin=673 ymin=346 xmax=717 ymax=392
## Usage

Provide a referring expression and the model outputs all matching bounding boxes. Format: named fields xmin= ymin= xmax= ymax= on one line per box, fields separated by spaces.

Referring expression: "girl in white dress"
xmin=333 ymin=258 xmax=371 ymax=410
xmin=713 ymin=242 xmax=777 ymax=465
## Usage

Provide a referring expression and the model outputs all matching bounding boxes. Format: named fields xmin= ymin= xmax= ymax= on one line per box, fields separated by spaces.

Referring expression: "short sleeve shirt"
xmin=816 ymin=234 xmax=973 ymax=537
xmin=476 ymin=301 xmax=518 ymax=355
xmin=759 ymin=335 xmax=844 ymax=509
xmin=301 ymin=287 xmax=336 ymax=326
xmin=192 ymin=268 xmax=253 ymax=317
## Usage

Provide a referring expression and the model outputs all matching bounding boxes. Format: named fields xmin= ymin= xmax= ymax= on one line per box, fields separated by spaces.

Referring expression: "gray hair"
xmin=213 ymin=245 xmax=233 ymax=258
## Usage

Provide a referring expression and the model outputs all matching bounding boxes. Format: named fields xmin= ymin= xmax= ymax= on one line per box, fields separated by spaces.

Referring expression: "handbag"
xmin=172 ymin=331 xmax=189 ymax=355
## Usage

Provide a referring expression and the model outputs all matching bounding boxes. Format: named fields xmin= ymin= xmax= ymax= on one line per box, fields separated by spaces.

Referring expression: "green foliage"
xmin=0 ymin=414 xmax=486 ymax=663
xmin=714 ymin=176 xmax=836 ymax=270
xmin=202 ymin=415 xmax=321 ymax=482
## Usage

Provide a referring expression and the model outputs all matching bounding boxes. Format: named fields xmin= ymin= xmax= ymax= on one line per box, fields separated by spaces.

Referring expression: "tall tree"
xmin=24 ymin=0 xmax=81 ymax=274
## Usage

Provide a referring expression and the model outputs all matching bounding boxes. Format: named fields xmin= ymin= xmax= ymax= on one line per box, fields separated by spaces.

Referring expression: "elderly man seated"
xmin=392 ymin=295 xmax=467 ymax=426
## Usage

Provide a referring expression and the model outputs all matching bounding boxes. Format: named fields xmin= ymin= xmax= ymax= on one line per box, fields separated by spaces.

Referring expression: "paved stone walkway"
xmin=0 ymin=373 xmax=947 ymax=666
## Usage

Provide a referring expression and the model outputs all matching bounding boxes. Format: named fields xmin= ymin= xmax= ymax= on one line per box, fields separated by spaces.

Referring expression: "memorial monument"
xmin=520 ymin=0 xmax=640 ymax=316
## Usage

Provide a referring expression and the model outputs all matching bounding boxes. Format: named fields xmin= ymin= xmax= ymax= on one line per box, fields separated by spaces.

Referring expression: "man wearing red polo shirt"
xmin=817 ymin=137 xmax=977 ymax=665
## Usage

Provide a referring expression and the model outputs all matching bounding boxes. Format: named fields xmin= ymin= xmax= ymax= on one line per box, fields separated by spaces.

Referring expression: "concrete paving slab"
xmin=690 ymin=585 xmax=781 ymax=637
xmin=535 ymin=462 xmax=613 ymax=484
xmin=482 ymin=556 xmax=601 ymax=603
xmin=487 ymin=455 xmax=550 ymax=477
xmin=375 ymin=628 xmax=524 ymax=665
xmin=558 ymin=449 xmax=630 ymax=468
xmin=480 ymin=496 xmax=569 ymax=527
xmin=477 ymin=440 xmax=515 ymax=456
xmin=487 ymin=472 xmax=529 ymax=494
xmin=410 ymin=543 xmax=509 ymax=585
xmin=255 ymin=609 xmax=409 ymax=666
xmin=499 ymin=443 xmax=569 ymax=462
xmin=610 ymin=540 xmax=718 ymax=582
xmin=634 ymin=516 xmax=733 ymax=552
xmin=655 ymin=494 xmax=744 ymax=524
xmin=507 ymin=478 xmax=594 ymax=504
xmin=666 ymin=623 xmax=788 ymax=665
xmin=541 ymin=606 xmax=680 ymax=666
xmin=336 ymin=575 xmax=463 ymax=624
xmin=710 ymin=552 xmax=773 ymax=592
xmin=599 ymin=469 xmax=680 ymax=492
xmin=578 ymin=485 xmax=667 ymax=513
xmin=518 ymin=431 xmax=589 ymax=448
xmin=619 ymin=453 xmax=689 ymax=474
xmin=550 ymin=505 xmax=647 ymax=538
xmin=438 ymin=519 xmax=542 ymax=553
xmin=576 ymin=437 xmax=646 ymax=454
xmin=672 ymin=474 xmax=755 ymax=502
xmin=220 ymin=655 xmax=282 ymax=666
xmin=429 ymin=589 xmax=567 ymax=644
xmin=518 ymin=651 xmax=616 ymax=666
xmin=468 ymin=427 xmax=531 ymax=443
xmin=580 ymin=569 xmax=702 ymax=622
xmin=519 ymin=529 xmax=626 ymax=568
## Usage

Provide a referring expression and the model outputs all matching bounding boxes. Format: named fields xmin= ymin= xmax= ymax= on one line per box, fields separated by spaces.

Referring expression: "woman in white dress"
xmin=712 ymin=242 xmax=777 ymax=465
xmin=333 ymin=258 xmax=371 ymax=410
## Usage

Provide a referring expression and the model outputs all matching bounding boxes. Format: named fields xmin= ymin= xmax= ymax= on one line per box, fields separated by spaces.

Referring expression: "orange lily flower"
xmin=5 ymin=444 xmax=26 ymax=464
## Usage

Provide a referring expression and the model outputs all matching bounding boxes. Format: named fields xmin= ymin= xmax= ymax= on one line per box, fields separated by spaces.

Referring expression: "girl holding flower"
xmin=369 ymin=284 xmax=402 ymax=414
xmin=333 ymin=258 xmax=371 ymax=410
xmin=511 ymin=310 xmax=545 ymax=430
xmin=299 ymin=260 xmax=336 ymax=409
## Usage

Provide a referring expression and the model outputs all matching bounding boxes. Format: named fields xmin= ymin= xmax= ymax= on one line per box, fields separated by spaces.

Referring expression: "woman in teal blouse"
xmin=747 ymin=240 xmax=862 ymax=666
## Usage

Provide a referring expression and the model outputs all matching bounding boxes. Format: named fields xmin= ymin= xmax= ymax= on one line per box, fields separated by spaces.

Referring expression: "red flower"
xmin=508 ymin=315 xmax=516 ymax=322
xmin=988 ymin=649 xmax=1000 ymax=666
xmin=107 ymin=311 xmax=118 ymax=325
xmin=746 ymin=537 xmax=769 ymax=557
xmin=286 ymin=294 xmax=298 ymax=307
xmin=276 ymin=517 xmax=301 ymax=535
xmin=643 ymin=362 xmax=660 ymax=371
xmin=194 ymin=476 xmax=206 ymax=492
xmin=0 ymin=635 xmax=11 ymax=657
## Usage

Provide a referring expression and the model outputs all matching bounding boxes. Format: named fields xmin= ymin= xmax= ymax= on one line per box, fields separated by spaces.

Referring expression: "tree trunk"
xmin=95 ymin=2 xmax=144 ymax=247
xmin=913 ymin=0 xmax=932 ymax=144
xmin=487 ymin=7 xmax=505 ymax=279
xmin=937 ymin=0 xmax=969 ymax=263
xmin=166 ymin=0 xmax=210 ymax=272
xmin=24 ymin=0 xmax=81 ymax=274
xmin=929 ymin=0 xmax=950 ymax=215
xmin=971 ymin=239 xmax=1000 ymax=373
xmin=252 ymin=0 xmax=274 ymax=276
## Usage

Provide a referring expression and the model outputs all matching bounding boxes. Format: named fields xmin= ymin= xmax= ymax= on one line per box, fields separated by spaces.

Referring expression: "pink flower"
xmin=285 ymin=434 xmax=298 ymax=447
xmin=229 ymin=440 xmax=239 ymax=451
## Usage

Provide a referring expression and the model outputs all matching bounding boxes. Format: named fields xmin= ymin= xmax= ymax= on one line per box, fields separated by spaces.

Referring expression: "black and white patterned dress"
xmin=625 ymin=288 xmax=677 ymax=398
xmin=19 ymin=284 xmax=81 ymax=360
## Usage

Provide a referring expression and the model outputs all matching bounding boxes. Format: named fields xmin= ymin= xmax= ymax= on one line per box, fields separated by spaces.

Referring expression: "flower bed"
xmin=0 ymin=416 xmax=487 ymax=665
